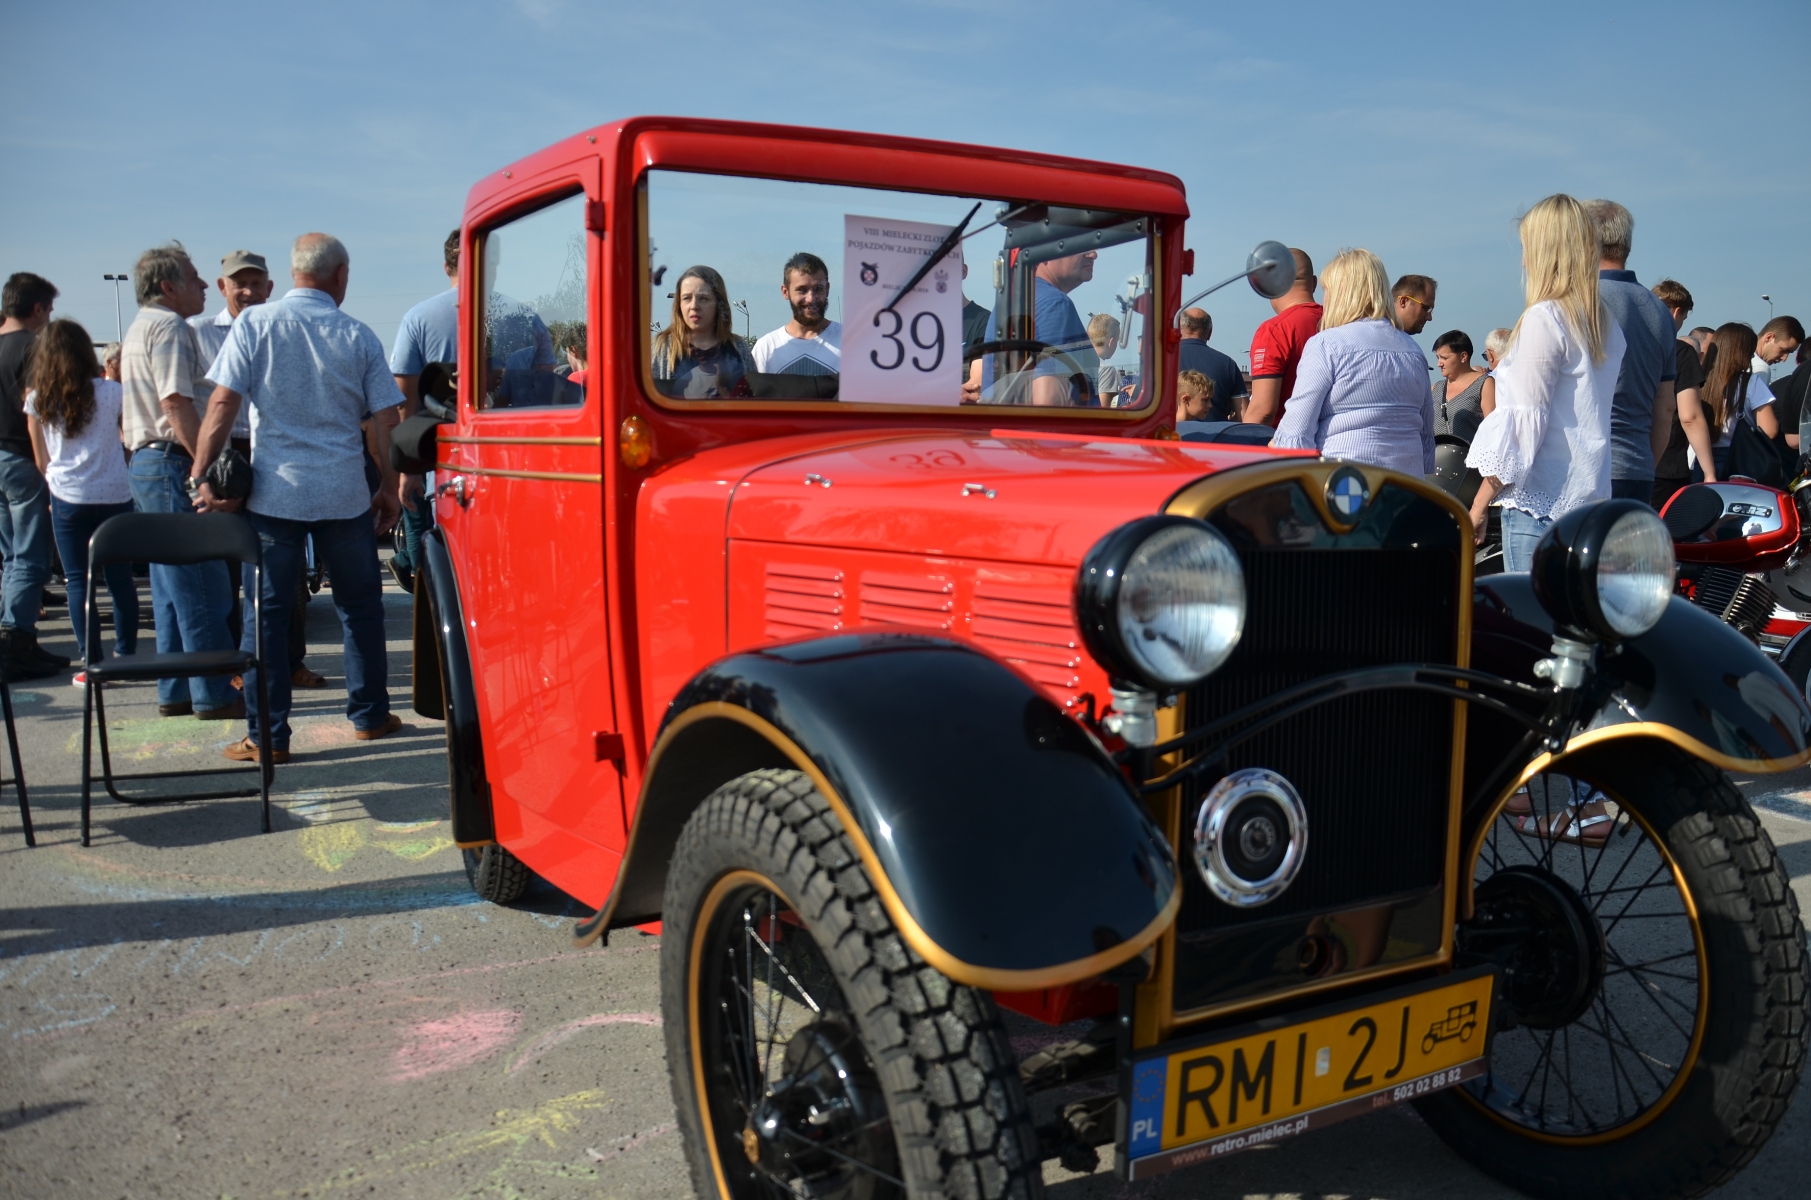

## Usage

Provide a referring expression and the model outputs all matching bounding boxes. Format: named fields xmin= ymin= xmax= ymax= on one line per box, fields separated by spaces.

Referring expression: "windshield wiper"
xmin=880 ymin=200 xmax=982 ymax=317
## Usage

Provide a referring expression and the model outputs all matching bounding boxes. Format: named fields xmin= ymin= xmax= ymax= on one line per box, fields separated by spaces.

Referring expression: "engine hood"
xmin=727 ymin=429 xmax=1301 ymax=564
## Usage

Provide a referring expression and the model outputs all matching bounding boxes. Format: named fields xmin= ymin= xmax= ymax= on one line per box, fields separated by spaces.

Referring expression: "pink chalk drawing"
xmin=507 ymin=1012 xmax=663 ymax=1076
xmin=392 ymin=1009 xmax=523 ymax=1081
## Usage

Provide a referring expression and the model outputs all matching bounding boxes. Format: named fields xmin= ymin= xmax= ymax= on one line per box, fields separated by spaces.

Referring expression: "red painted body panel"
xmin=449 ymin=117 xmax=1219 ymax=961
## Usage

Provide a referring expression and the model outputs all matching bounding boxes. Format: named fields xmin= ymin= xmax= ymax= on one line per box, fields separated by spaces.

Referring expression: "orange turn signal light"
xmin=619 ymin=415 xmax=652 ymax=469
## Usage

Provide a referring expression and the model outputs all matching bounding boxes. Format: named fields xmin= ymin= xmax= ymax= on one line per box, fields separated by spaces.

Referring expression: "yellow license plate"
xmin=1124 ymin=967 xmax=1494 ymax=1178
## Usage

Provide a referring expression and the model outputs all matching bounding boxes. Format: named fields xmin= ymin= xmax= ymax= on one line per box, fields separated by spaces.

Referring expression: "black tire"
xmin=462 ymin=843 xmax=530 ymax=904
xmin=1416 ymin=742 xmax=1808 ymax=1200
xmin=661 ymin=768 xmax=1044 ymax=1200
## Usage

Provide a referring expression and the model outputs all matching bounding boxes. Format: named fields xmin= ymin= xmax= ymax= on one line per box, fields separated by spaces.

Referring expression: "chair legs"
xmin=1 ymin=679 xmax=29 ymax=848
xmin=81 ymin=676 xmax=94 ymax=847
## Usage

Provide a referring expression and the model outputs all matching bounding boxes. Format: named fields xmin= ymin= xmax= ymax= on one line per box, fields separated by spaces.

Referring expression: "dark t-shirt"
xmin=1656 ymin=340 xmax=1704 ymax=480
xmin=1771 ymin=360 xmax=1810 ymax=448
xmin=962 ymin=299 xmax=991 ymax=352
xmin=1177 ymin=338 xmax=1247 ymax=421
xmin=0 ymin=330 xmax=36 ymax=458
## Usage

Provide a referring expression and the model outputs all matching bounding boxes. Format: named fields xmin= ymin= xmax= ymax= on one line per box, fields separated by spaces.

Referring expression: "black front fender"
xmin=580 ymin=634 xmax=1180 ymax=991
xmin=1470 ymin=574 xmax=1811 ymax=783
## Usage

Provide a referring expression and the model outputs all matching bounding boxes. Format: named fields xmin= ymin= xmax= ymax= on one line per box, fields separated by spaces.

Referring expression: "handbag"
xmin=204 ymin=445 xmax=254 ymax=500
xmin=1724 ymin=371 xmax=1788 ymax=488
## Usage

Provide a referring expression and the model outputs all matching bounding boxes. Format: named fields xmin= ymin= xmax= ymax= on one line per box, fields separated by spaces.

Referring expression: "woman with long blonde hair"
xmin=1272 ymin=247 xmax=1435 ymax=472
xmin=1466 ymin=194 xmax=1627 ymax=570
xmin=652 ymin=265 xmax=753 ymax=398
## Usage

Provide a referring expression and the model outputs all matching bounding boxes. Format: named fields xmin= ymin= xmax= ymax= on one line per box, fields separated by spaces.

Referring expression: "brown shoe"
xmin=292 ymin=666 xmax=328 ymax=689
xmin=158 ymin=701 xmax=194 ymax=717
xmin=196 ymin=698 xmax=246 ymax=721
xmin=223 ymin=737 xmax=290 ymax=764
xmin=354 ymin=713 xmax=404 ymax=741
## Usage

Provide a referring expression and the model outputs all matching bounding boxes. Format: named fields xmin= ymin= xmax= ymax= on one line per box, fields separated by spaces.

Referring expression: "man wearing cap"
xmin=191 ymin=251 xmax=325 ymax=691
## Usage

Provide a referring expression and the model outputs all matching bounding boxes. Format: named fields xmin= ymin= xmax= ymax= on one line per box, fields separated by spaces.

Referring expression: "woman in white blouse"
xmin=1272 ymin=248 xmax=1434 ymax=474
xmin=1466 ymin=194 xmax=1627 ymax=571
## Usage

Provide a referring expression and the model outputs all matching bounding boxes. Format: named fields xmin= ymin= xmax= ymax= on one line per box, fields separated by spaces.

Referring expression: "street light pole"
xmin=102 ymin=274 xmax=128 ymax=342
xmin=1763 ymin=293 xmax=1773 ymax=323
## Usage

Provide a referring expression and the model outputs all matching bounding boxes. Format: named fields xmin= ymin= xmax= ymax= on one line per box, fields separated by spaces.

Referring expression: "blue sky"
xmin=4 ymin=0 xmax=1806 ymax=373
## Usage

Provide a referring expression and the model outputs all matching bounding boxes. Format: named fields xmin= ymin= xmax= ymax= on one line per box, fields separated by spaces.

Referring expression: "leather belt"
xmin=136 ymin=440 xmax=191 ymax=458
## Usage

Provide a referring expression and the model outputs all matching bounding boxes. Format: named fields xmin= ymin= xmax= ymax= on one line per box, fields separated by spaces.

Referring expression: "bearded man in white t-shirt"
xmin=751 ymin=252 xmax=842 ymax=376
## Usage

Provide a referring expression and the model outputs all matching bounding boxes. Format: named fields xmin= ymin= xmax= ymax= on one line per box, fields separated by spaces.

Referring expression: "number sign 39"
xmin=842 ymin=213 xmax=965 ymax=407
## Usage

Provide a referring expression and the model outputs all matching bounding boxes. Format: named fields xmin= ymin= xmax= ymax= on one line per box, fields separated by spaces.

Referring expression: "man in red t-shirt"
xmin=1244 ymin=248 xmax=1322 ymax=427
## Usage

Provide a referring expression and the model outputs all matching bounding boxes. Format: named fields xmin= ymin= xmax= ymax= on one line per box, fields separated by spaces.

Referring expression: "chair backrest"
xmin=89 ymin=512 xmax=261 ymax=570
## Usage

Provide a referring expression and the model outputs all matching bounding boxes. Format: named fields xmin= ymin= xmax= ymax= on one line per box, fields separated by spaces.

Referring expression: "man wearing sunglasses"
xmin=1391 ymin=275 xmax=1438 ymax=335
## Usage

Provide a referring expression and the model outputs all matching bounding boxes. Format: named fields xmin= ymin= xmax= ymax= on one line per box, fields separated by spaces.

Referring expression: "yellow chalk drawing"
xmin=300 ymin=822 xmax=366 ymax=872
xmin=263 ymin=1088 xmax=610 ymax=1198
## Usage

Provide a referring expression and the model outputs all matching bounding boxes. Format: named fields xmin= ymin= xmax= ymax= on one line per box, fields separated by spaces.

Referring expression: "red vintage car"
xmin=409 ymin=117 xmax=1809 ymax=1199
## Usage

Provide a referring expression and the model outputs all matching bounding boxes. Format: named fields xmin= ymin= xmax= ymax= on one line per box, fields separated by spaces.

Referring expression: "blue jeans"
xmin=50 ymin=496 xmax=138 ymax=662
xmin=1500 ymin=506 xmax=1554 ymax=573
xmin=390 ymin=485 xmax=433 ymax=572
xmin=1610 ymin=478 xmax=1653 ymax=506
xmin=127 ymin=446 xmax=237 ymax=710
xmin=0 ymin=448 xmax=52 ymax=632
xmin=242 ymin=510 xmax=389 ymax=749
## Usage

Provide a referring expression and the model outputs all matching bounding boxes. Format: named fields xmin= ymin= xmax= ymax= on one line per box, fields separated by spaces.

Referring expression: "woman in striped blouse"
xmin=1271 ymin=249 xmax=1435 ymax=474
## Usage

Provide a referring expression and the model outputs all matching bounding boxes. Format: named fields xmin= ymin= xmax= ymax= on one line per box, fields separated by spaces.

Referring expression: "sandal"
xmin=1513 ymin=803 xmax=1612 ymax=848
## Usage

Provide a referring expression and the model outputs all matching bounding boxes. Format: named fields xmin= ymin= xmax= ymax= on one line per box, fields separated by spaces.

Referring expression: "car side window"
xmin=476 ymin=191 xmax=588 ymax=411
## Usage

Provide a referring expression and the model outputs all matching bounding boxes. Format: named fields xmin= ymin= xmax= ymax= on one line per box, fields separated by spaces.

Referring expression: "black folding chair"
xmin=81 ymin=512 xmax=272 ymax=846
xmin=2 ymin=676 xmax=27 ymax=846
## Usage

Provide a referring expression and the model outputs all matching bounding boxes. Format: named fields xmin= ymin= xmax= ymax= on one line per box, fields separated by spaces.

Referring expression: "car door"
xmin=449 ymin=182 xmax=625 ymax=877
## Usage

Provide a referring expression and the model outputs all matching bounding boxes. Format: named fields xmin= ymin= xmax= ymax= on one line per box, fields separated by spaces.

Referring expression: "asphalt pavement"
xmin=1 ymin=567 xmax=1806 ymax=1199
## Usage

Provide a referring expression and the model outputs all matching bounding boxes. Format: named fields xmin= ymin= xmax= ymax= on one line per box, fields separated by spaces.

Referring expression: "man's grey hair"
xmin=292 ymin=233 xmax=350 ymax=279
xmin=1485 ymin=327 xmax=1513 ymax=359
xmin=133 ymin=242 xmax=192 ymax=307
xmin=1179 ymin=308 xmax=1212 ymax=338
xmin=100 ymin=341 xmax=121 ymax=363
xmin=1582 ymin=199 xmax=1633 ymax=264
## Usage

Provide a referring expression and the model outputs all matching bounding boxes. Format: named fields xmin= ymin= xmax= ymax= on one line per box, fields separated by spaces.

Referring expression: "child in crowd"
xmin=1177 ymin=370 xmax=1216 ymax=424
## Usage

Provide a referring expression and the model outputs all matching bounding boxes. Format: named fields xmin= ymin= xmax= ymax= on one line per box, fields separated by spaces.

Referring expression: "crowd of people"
xmin=0 ymin=230 xmax=456 ymax=765
xmin=0 ymin=194 xmax=1803 ymax=767
xmin=1174 ymin=195 xmax=1807 ymax=570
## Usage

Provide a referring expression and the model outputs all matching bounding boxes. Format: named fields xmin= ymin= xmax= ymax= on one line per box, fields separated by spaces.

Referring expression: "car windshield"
xmin=642 ymin=169 xmax=1157 ymax=411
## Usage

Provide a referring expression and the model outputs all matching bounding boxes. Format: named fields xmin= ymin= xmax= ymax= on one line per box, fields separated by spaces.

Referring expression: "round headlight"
xmin=1531 ymin=500 xmax=1674 ymax=641
xmin=1076 ymin=516 xmax=1246 ymax=689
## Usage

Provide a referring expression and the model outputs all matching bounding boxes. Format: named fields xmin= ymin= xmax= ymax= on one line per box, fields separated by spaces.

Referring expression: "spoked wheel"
xmin=1416 ymin=742 xmax=1807 ymax=1199
xmin=662 ymin=769 xmax=1043 ymax=1200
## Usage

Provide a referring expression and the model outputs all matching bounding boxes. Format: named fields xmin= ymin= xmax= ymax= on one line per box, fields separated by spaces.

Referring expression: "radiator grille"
xmin=1176 ymin=545 xmax=1458 ymax=934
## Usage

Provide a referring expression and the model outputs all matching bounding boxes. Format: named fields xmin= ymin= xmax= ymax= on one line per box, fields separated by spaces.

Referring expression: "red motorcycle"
xmin=1661 ymin=478 xmax=1811 ymax=695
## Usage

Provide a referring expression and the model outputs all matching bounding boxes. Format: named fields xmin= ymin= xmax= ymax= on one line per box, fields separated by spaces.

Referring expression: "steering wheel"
xmin=964 ymin=338 xmax=1093 ymax=381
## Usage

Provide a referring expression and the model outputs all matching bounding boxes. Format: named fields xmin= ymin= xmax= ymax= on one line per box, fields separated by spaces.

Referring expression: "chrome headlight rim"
xmin=1074 ymin=515 xmax=1246 ymax=691
xmin=1531 ymin=499 xmax=1675 ymax=642
xmin=1192 ymin=767 xmax=1308 ymax=908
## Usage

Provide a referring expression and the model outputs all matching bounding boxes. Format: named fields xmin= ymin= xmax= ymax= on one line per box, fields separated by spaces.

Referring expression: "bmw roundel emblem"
xmin=1325 ymin=466 xmax=1371 ymax=523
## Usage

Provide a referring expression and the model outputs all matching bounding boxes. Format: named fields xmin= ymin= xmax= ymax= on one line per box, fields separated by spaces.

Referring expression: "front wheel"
xmin=661 ymin=768 xmax=1044 ymax=1200
xmin=1416 ymin=742 xmax=1807 ymax=1199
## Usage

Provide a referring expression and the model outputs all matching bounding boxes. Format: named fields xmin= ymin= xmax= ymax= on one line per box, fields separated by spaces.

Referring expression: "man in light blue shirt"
xmin=387 ymin=229 xmax=462 ymax=592
xmin=195 ymin=233 xmax=406 ymax=763
xmin=1585 ymin=200 xmax=1677 ymax=505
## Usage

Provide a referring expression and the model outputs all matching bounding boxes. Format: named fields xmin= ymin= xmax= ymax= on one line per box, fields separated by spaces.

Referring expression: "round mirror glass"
xmin=1246 ymin=241 xmax=1295 ymax=299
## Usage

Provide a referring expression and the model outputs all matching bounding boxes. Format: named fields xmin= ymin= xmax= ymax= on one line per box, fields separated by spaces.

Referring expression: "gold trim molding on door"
xmin=434 ymin=462 xmax=603 ymax=484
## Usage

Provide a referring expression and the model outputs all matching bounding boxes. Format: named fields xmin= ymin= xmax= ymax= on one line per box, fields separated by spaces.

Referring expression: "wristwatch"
xmin=184 ymin=476 xmax=203 ymax=500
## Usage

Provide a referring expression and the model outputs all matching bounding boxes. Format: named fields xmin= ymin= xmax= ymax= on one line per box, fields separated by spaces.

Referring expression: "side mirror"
xmin=1244 ymin=241 xmax=1295 ymax=300
xmin=1175 ymin=240 xmax=1294 ymax=324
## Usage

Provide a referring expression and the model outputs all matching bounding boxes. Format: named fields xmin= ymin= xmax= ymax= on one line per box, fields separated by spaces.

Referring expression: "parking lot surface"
xmin=2 ymin=571 xmax=1806 ymax=1199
